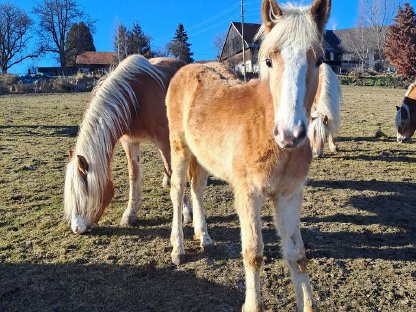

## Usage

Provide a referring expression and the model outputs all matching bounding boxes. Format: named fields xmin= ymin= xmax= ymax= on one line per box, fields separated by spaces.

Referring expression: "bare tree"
xmin=33 ymin=0 xmax=93 ymax=75
xmin=113 ymin=24 xmax=129 ymax=64
xmin=212 ymin=32 xmax=227 ymax=60
xmin=343 ymin=27 xmax=372 ymax=71
xmin=0 ymin=3 xmax=36 ymax=74
xmin=357 ymin=0 xmax=402 ymax=69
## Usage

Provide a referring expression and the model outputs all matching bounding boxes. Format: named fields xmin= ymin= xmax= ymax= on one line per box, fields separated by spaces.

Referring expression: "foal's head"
xmin=396 ymin=82 xmax=416 ymax=143
xmin=64 ymin=150 xmax=114 ymax=234
xmin=257 ymin=0 xmax=330 ymax=149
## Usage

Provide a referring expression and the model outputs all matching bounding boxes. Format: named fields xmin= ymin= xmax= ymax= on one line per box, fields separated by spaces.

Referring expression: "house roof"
xmin=76 ymin=52 xmax=116 ymax=66
xmin=231 ymin=22 xmax=262 ymax=46
xmin=220 ymin=22 xmax=383 ymax=60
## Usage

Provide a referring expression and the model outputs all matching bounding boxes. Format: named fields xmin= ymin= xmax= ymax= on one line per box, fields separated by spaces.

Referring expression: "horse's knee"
xmin=243 ymin=249 xmax=263 ymax=270
xmin=289 ymin=256 xmax=308 ymax=273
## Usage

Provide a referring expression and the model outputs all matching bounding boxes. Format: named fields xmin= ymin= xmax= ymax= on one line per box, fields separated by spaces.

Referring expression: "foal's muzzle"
xmin=274 ymin=122 xmax=307 ymax=149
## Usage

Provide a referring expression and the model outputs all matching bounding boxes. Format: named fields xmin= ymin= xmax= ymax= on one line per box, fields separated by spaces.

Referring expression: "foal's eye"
xmin=265 ymin=59 xmax=272 ymax=68
xmin=316 ymin=56 xmax=324 ymax=67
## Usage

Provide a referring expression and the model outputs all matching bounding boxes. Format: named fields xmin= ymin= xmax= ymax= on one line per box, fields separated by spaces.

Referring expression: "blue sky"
xmin=8 ymin=0 xmax=416 ymax=74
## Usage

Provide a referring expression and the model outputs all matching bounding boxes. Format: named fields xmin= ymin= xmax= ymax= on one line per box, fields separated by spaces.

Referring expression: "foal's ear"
xmin=68 ymin=149 xmax=74 ymax=159
xmin=261 ymin=0 xmax=283 ymax=33
xmin=310 ymin=0 xmax=331 ymax=33
xmin=77 ymin=155 xmax=89 ymax=176
xmin=323 ymin=115 xmax=329 ymax=125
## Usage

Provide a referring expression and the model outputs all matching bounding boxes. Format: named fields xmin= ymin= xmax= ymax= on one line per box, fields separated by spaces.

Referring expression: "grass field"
xmin=0 ymin=86 xmax=415 ymax=311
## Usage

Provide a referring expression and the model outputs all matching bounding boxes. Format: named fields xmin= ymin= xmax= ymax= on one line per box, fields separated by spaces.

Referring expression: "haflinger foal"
xmin=308 ymin=62 xmax=341 ymax=157
xmin=166 ymin=0 xmax=331 ymax=311
xmin=395 ymin=81 xmax=416 ymax=142
xmin=64 ymin=55 xmax=194 ymax=234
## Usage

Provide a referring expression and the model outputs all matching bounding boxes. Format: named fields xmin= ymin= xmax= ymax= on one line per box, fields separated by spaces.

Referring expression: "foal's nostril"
xmin=273 ymin=124 xmax=279 ymax=137
xmin=294 ymin=122 xmax=306 ymax=141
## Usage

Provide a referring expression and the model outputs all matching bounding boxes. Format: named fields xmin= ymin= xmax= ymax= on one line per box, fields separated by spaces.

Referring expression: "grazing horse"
xmin=308 ymin=63 xmax=341 ymax=157
xmin=396 ymin=81 xmax=416 ymax=142
xmin=166 ymin=0 xmax=330 ymax=311
xmin=64 ymin=55 xmax=192 ymax=234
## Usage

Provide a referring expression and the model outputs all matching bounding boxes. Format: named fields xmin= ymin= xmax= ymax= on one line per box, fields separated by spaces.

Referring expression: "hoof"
xmin=120 ymin=215 xmax=138 ymax=227
xmin=171 ymin=253 xmax=185 ymax=266
xmin=201 ymin=241 xmax=214 ymax=252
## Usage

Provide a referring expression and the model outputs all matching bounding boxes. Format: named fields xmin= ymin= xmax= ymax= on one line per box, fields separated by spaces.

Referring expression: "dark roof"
xmin=323 ymin=30 xmax=342 ymax=52
xmin=231 ymin=22 xmax=262 ymax=45
xmin=331 ymin=28 xmax=381 ymax=53
xmin=76 ymin=52 xmax=116 ymax=66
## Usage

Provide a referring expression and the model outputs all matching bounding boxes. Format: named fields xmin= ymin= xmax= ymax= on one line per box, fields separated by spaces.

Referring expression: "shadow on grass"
xmin=0 ymin=125 xmax=78 ymax=137
xmin=336 ymin=136 xmax=397 ymax=143
xmin=0 ymin=262 xmax=242 ymax=312
xmin=303 ymin=179 xmax=416 ymax=261
xmin=330 ymin=153 xmax=415 ymax=163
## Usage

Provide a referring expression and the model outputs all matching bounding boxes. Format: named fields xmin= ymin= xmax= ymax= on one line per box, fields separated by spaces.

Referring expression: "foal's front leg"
xmin=274 ymin=186 xmax=316 ymax=312
xmin=120 ymin=138 xmax=141 ymax=227
xmin=236 ymin=190 xmax=264 ymax=312
xmin=328 ymin=133 xmax=337 ymax=152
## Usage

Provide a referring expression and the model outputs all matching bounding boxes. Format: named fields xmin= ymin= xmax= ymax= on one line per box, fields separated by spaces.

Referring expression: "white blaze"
xmin=277 ymin=47 xmax=308 ymax=130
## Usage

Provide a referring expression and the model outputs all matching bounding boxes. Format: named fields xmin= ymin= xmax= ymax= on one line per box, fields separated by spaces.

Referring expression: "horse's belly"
xmin=185 ymin=131 xmax=235 ymax=183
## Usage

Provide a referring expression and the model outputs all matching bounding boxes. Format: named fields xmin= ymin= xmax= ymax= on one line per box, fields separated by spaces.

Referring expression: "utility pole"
xmin=241 ymin=0 xmax=247 ymax=82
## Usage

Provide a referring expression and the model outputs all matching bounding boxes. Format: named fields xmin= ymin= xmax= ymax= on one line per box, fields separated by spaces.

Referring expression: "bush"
xmin=338 ymin=74 xmax=412 ymax=88
xmin=0 ymin=72 xmax=101 ymax=95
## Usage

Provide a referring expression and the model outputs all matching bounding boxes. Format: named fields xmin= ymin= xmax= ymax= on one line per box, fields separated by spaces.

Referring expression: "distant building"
xmin=220 ymin=22 xmax=261 ymax=74
xmin=219 ymin=22 xmax=386 ymax=74
xmin=76 ymin=52 xmax=117 ymax=74
xmin=37 ymin=66 xmax=77 ymax=76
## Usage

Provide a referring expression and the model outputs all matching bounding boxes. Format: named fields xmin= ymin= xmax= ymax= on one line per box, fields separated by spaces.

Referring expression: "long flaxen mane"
xmin=64 ymin=55 xmax=167 ymax=222
xmin=310 ymin=64 xmax=341 ymax=141
xmin=255 ymin=3 xmax=322 ymax=80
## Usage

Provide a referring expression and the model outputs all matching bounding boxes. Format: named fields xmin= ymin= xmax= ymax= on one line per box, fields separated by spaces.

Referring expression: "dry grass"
xmin=0 ymin=87 xmax=415 ymax=311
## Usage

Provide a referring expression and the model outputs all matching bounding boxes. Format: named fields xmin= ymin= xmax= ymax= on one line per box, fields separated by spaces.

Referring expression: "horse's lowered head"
xmin=396 ymin=82 xmax=416 ymax=143
xmin=257 ymin=0 xmax=331 ymax=149
xmin=64 ymin=150 xmax=115 ymax=234
xmin=309 ymin=111 xmax=329 ymax=157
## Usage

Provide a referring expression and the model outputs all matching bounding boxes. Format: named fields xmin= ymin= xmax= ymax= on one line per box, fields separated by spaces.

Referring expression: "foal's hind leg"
xmin=120 ymin=138 xmax=141 ymax=227
xmin=189 ymin=157 xmax=213 ymax=249
xmin=274 ymin=186 xmax=316 ymax=312
xmin=157 ymin=143 xmax=192 ymax=224
xmin=328 ymin=133 xmax=337 ymax=152
xmin=169 ymin=138 xmax=191 ymax=265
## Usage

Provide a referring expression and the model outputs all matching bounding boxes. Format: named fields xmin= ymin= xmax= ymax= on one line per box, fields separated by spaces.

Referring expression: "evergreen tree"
xmin=127 ymin=23 xmax=152 ymax=58
xmin=65 ymin=22 xmax=96 ymax=66
xmin=113 ymin=22 xmax=152 ymax=63
xmin=168 ymin=23 xmax=194 ymax=63
xmin=385 ymin=3 xmax=416 ymax=78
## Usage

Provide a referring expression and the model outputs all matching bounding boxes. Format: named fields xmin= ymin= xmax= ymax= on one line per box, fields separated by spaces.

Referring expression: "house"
xmin=37 ymin=66 xmax=77 ymax=76
xmin=220 ymin=22 xmax=261 ymax=74
xmin=219 ymin=22 xmax=385 ymax=74
xmin=76 ymin=52 xmax=116 ymax=74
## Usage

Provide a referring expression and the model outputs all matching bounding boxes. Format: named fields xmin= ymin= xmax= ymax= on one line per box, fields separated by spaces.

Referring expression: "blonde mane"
xmin=405 ymin=81 xmax=416 ymax=98
xmin=313 ymin=63 xmax=341 ymax=132
xmin=255 ymin=3 xmax=322 ymax=80
xmin=64 ymin=55 xmax=167 ymax=221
